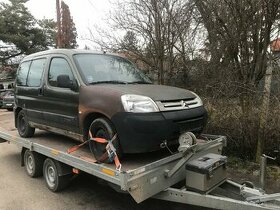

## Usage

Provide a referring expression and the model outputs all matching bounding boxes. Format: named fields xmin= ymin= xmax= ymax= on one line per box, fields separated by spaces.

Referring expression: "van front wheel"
xmin=88 ymin=118 xmax=122 ymax=163
xmin=17 ymin=110 xmax=35 ymax=138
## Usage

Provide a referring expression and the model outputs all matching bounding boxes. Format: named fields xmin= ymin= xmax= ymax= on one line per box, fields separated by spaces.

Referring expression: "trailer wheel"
xmin=43 ymin=158 xmax=71 ymax=192
xmin=24 ymin=150 xmax=44 ymax=178
xmin=17 ymin=110 xmax=35 ymax=137
xmin=88 ymin=118 xmax=122 ymax=163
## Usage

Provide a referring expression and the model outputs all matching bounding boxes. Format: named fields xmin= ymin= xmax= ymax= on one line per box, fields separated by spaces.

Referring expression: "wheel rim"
xmin=45 ymin=164 xmax=56 ymax=188
xmin=26 ymin=154 xmax=34 ymax=174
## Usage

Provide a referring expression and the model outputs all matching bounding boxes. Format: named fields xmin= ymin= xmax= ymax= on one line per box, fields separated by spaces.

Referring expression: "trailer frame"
xmin=0 ymin=126 xmax=279 ymax=210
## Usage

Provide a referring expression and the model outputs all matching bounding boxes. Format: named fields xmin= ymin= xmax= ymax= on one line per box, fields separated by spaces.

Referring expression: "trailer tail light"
xmin=72 ymin=168 xmax=80 ymax=174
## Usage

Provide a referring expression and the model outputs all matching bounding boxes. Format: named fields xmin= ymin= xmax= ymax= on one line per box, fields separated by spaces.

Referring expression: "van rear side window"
xmin=17 ymin=61 xmax=31 ymax=86
xmin=27 ymin=58 xmax=46 ymax=87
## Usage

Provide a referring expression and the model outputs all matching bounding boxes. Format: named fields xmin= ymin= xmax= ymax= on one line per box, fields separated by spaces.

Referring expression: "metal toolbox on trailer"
xmin=185 ymin=153 xmax=227 ymax=192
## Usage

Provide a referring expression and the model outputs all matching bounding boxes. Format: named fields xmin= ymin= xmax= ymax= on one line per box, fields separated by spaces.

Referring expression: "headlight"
xmin=121 ymin=94 xmax=159 ymax=113
xmin=190 ymin=91 xmax=203 ymax=106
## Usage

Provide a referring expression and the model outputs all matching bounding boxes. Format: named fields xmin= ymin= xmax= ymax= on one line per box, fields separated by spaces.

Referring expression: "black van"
xmin=14 ymin=49 xmax=207 ymax=162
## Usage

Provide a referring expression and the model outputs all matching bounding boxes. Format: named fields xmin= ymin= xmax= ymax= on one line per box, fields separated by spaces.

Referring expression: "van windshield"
xmin=73 ymin=54 xmax=152 ymax=85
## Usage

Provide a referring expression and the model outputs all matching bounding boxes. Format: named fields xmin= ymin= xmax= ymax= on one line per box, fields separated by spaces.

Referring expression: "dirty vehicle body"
xmin=14 ymin=49 xmax=207 ymax=160
xmin=2 ymin=90 xmax=14 ymax=111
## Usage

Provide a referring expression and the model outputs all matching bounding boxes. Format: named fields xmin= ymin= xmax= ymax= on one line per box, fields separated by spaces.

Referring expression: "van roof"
xmin=22 ymin=49 xmax=120 ymax=61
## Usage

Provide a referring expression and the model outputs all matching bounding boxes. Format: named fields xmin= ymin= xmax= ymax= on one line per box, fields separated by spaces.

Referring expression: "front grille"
xmin=156 ymin=98 xmax=201 ymax=111
xmin=175 ymin=116 xmax=205 ymax=133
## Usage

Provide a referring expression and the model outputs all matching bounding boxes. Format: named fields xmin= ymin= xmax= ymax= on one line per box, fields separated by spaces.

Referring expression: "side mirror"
xmin=57 ymin=75 xmax=78 ymax=91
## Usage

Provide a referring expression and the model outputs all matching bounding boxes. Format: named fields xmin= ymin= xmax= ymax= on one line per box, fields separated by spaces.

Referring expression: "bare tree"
xmin=120 ymin=31 xmax=138 ymax=52
xmin=194 ymin=0 xmax=280 ymax=87
xmin=194 ymin=0 xmax=280 ymax=162
xmin=89 ymin=0 xmax=196 ymax=85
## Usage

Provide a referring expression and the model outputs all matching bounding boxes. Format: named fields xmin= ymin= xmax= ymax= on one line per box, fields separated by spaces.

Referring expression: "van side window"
xmin=17 ymin=61 xmax=31 ymax=86
xmin=27 ymin=58 xmax=46 ymax=87
xmin=48 ymin=58 xmax=74 ymax=87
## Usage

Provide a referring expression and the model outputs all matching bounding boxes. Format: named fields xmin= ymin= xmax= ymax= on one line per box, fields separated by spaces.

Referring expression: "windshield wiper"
xmin=89 ymin=80 xmax=128 ymax=84
xmin=128 ymin=81 xmax=152 ymax=84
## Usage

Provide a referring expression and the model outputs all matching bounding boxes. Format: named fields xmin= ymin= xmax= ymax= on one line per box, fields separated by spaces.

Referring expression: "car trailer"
xmin=0 ymin=124 xmax=279 ymax=210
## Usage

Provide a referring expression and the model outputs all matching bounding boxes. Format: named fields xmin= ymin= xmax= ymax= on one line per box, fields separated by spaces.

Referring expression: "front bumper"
xmin=111 ymin=106 xmax=207 ymax=153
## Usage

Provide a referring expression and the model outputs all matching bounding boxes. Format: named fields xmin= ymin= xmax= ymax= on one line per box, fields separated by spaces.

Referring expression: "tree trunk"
xmin=56 ymin=0 xmax=62 ymax=48
xmin=256 ymin=56 xmax=273 ymax=163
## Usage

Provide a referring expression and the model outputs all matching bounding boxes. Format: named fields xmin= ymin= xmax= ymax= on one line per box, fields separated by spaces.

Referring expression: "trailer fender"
xmin=0 ymin=138 xmax=7 ymax=143
xmin=21 ymin=147 xmax=26 ymax=166
xmin=53 ymin=160 xmax=73 ymax=176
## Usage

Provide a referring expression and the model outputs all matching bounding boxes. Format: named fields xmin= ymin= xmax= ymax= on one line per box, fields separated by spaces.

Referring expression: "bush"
xmin=161 ymin=59 xmax=280 ymax=164
xmin=203 ymin=97 xmax=280 ymax=164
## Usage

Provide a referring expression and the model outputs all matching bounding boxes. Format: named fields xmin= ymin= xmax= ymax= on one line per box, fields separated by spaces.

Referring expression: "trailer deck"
xmin=0 ymin=111 xmax=280 ymax=210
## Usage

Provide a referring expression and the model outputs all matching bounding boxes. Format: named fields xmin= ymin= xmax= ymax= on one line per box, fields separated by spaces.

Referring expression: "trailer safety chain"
xmin=160 ymin=140 xmax=174 ymax=154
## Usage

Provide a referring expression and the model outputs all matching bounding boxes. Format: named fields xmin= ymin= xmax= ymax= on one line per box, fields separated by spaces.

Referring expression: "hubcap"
xmin=26 ymin=155 xmax=34 ymax=174
xmin=45 ymin=164 xmax=56 ymax=188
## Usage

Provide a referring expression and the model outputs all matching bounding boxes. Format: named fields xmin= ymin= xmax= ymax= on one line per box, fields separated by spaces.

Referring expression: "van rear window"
xmin=17 ymin=61 xmax=31 ymax=86
xmin=27 ymin=58 xmax=46 ymax=87
xmin=17 ymin=59 xmax=46 ymax=87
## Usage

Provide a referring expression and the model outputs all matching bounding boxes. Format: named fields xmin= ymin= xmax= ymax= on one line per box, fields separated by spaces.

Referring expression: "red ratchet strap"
xmin=67 ymin=141 xmax=98 ymax=163
xmin=68 ymin=133 xmax=109 ymax=154
xmin=89 ymin=131 xmax=122 ymax=171
xmin=67 ymin=141 xmax=88 ymax=154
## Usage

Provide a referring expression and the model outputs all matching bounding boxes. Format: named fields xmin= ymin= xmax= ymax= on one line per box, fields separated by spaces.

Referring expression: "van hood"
xmin=86 ymin=84 xmax=196 ymax=101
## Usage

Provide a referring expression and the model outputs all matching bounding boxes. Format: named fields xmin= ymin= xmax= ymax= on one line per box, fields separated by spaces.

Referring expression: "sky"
xmin=24 ymin=0 xmax=112 ymax=48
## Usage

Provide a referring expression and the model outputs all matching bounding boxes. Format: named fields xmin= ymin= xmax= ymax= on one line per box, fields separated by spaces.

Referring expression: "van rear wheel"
xmin=88 ymin=118 xmax=122 ymax=163
xmin=17 ymin=110 xmax=35 ymax=138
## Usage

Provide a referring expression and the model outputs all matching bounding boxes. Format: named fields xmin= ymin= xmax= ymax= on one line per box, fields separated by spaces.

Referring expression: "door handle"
xmin=38 ymin=88 xmax=44 ymax=96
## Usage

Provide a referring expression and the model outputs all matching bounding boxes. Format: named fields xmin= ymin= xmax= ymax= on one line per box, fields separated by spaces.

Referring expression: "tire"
xmin=17 ymin=110 xmax=35 ymax=137
xmin=43 ymin=158 xmax=71 ymax=192
xmin=7 ymin=108 xmax=13 ymax=111
xmin=23 ymin=149 xmax=44 ymax=178
xmin=88 ymin=118 xmax=122 ymax=163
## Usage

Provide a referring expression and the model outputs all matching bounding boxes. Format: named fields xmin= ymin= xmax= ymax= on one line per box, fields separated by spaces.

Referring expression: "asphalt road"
xmin=0 ymin=109 xmax=210 ymax=210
